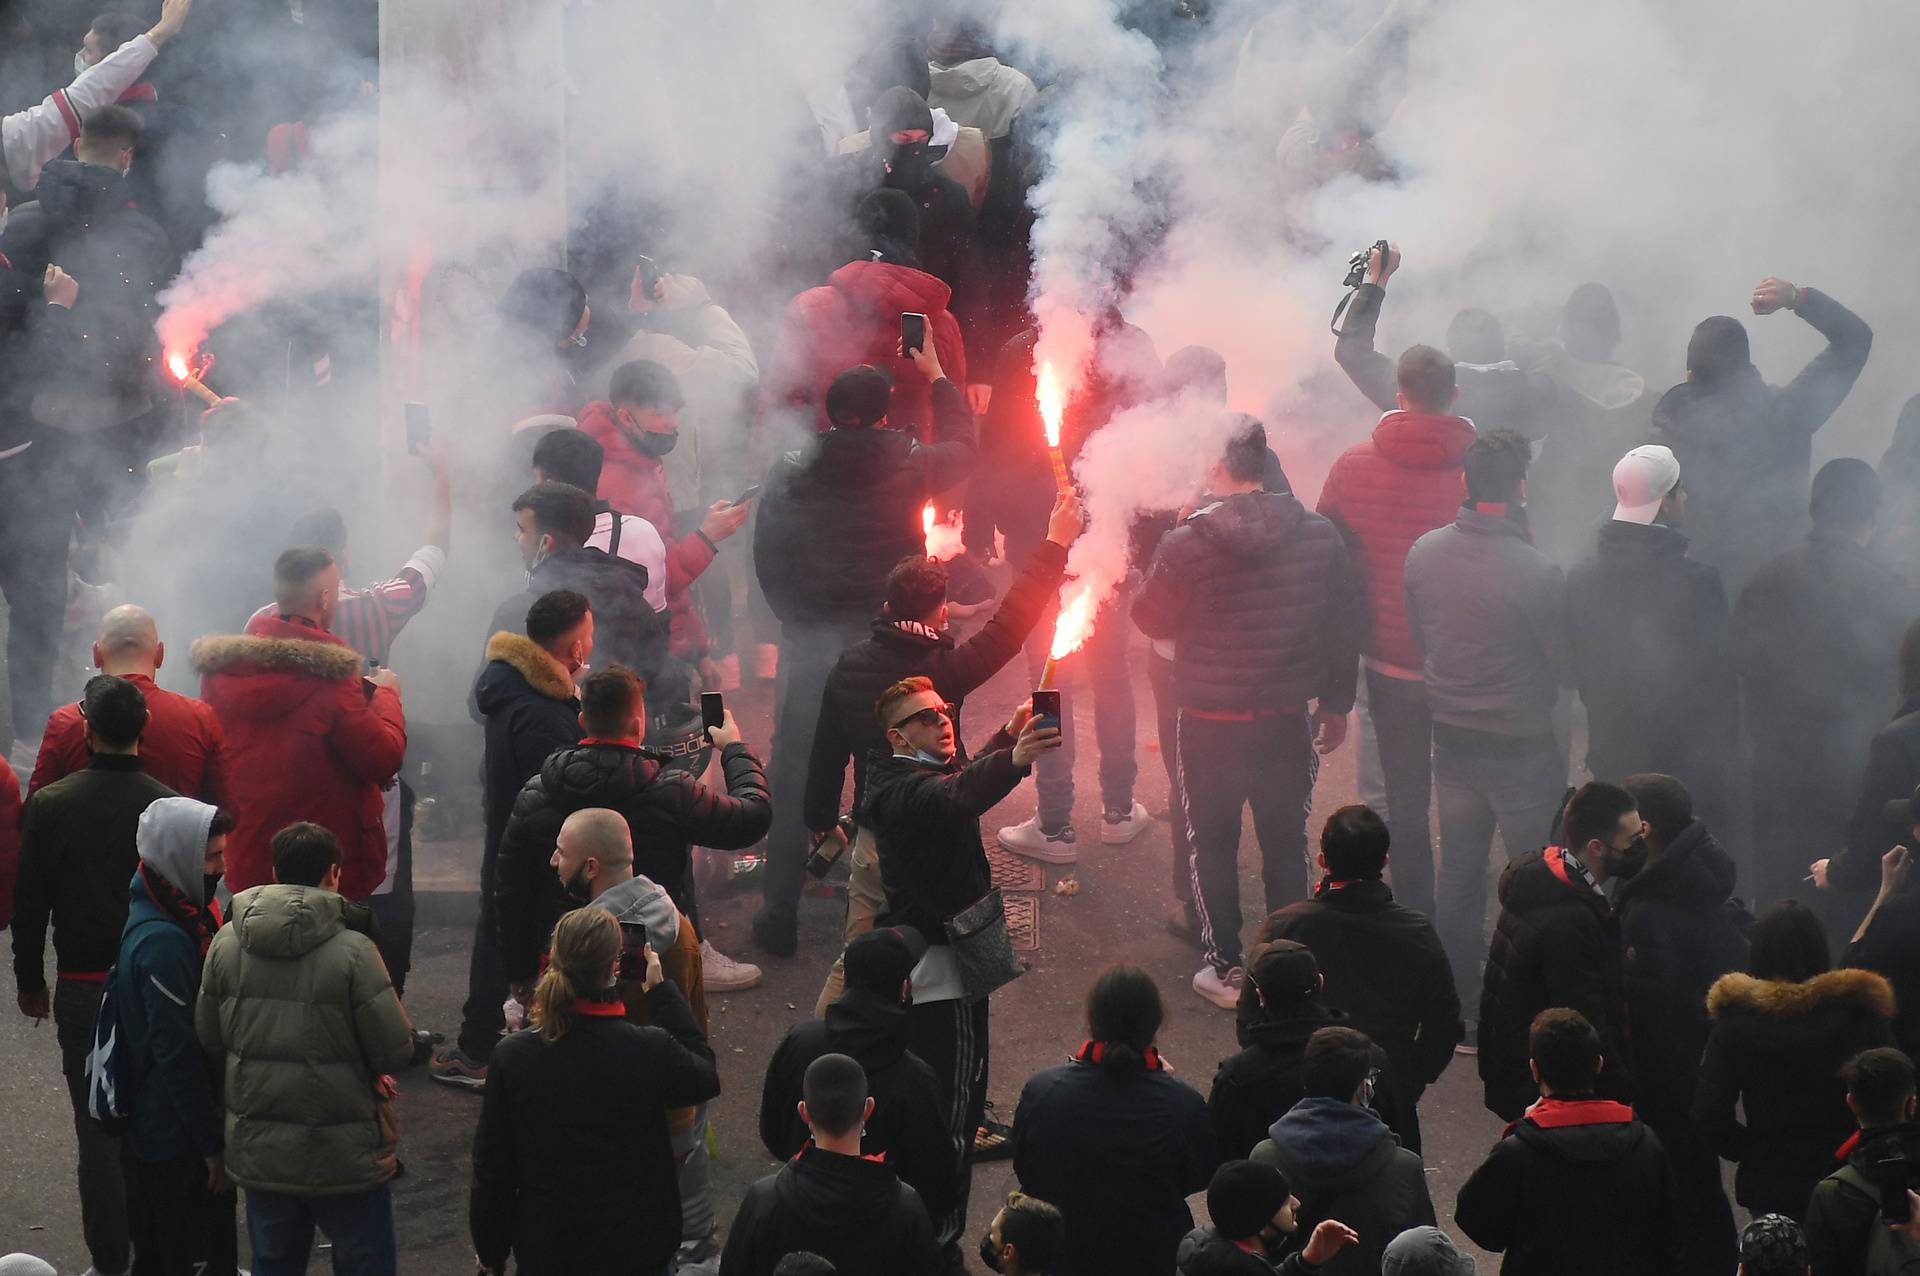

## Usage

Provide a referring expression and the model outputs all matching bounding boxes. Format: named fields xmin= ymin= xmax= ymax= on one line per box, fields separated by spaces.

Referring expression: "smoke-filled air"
xmin=9 ymin=0 xmax=1920 ymax=1269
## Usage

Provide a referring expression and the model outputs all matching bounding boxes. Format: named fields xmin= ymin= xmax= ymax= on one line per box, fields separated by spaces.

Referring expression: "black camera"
xmin=1344 ymin=240 xmax=1389 ymax=289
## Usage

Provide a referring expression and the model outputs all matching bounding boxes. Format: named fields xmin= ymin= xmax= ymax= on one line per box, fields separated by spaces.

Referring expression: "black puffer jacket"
xmin=758 ymin=987 xmax=958 ymax=1228
xmin=754 ymin=378 xmax=975 ymax=630
xmin=862 ymin=735 xmax=1022 ymax=946
xmin=803 ymin=537 xmax=1065 ymax=832
xmin=1480 ymin=849 xmax=1628 ymax=1121
xmin=1694 ymin=967 xmax=1897 ymax=1218
xmin=1849 ymin=894 xmax=1920 ymax=1060
xmin=1 ymin=159 xmax=175 ymax=432
xmin=494 ymin=740 xmax=770 ymax=983
xmin=1455 ymin=1097 xmax=1682 ymax=1276
xmin=1253 ymin=878 xmax=1462 ymax=1115
xmin=1132 ymin=490 xmax=1362 ymax=715
xmin=1567 ymin=520 xmax=1736 ymax=811
xmin=1176 ymin=1227 xmax=1319 ymax=1276
xmin=1209 ymin=1004 xmax=1409 ymax=1161
xmin=486 ymin=545 xmax=666 ymax=689
xmin=1614 ymin=822 xmax=1750 ymax=1125
xmin=1651 ymin=288 xmax=1872 ymax=592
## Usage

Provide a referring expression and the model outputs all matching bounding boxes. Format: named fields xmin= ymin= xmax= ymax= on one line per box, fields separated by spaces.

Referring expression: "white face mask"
xmin=74 ymin=50 xmax=91 ymax=76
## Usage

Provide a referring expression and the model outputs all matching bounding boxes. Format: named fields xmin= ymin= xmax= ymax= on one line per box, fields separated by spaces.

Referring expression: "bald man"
xmin=30 ymin=605 xmax=227 ymax=802
xmin=548 ymin=807 xmax=718 ymax=1267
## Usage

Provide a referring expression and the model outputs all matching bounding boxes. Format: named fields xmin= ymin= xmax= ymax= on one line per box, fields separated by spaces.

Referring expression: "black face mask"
xmin=977 ymin=1235 xmax=1004 ymax=1273
xmin=635 ymin=429 xmax=678 ymax=458
xmin=1258 ymin=1224 xmax=1288 ymax=1259
xmin=1607 ymin=834 xmax=1649 ymax=881
xmin=886 ymin=143 xmax=934 ymax=188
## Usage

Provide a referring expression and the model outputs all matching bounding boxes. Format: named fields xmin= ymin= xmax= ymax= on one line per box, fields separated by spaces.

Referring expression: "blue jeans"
xmin=246 ymin=1183 xmax=396 ymax=1276
xmin=1022 ymin=590 xmax=1137 ymax=830
xmin=1366 ymin=670 xmax=1434 ymax=918
xmin=764 ymin=620 xmax=870 ymax=916
xmin=1433 ymin=730 xmax=1566 ymax=1018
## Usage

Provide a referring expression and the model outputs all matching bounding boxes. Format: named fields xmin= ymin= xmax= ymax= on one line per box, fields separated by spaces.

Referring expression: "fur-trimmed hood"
xmin=480 ymin=631 xmax=573 ymax=701
xmin=1706 ymin=967 xmax=1896 ymax=1022
xmin=190 ymin=632 xmax=363 ymax=681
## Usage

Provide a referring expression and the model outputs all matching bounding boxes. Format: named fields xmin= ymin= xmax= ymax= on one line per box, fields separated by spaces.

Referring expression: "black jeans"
xmin=1148 ymin=652 xmax=1192 ymax=902
xmin=1176 ymin=709 xmax=1318 ymax=972
xmin=1367 ymin=669 xmax=1435 ymax=918
xmin=364 ymin=781 xmax=415 ymax=998
xmin=55 ymin=976 xmax=129 ymax=1274
xmin=456 ymin=839 xmax=508 ymax=1059
xmin=763 ymin=621 xmax=868 ymax=917
xmin=127 ymin=1151 xmax=238 ymax=1276
xmin=906 ymin=995 xmax=990 ymax=1247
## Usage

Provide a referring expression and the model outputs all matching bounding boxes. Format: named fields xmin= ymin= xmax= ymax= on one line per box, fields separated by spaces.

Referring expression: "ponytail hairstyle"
xmin=531 ymin=907 xmax=622 ymax=1043
xmin=1084 ymin=965 xmax=1163 ymax=1076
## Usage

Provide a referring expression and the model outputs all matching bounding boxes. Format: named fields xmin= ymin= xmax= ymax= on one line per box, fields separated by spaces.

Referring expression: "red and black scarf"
xmin=139 ymin=861 xmax=220 ymax=956
xmin=1073 ymin=1039 xmax=1166 ymax=1071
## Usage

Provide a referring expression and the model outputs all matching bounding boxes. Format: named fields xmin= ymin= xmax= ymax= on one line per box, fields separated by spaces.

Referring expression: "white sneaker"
xmin=1193 ymin=964 xmax=1245 ymax=1010
xmin=715 ymin=653 xmax=741 ymax=691
xmin=753 ymin=643 xmax=779 ymax=680
xmin=1100 ymin=801 xmax=1151 ymax=845
xmin=997 ymin=816 xmax=1079 ymax=864
xmin=700 ymin=939 xmax=763 ymax=992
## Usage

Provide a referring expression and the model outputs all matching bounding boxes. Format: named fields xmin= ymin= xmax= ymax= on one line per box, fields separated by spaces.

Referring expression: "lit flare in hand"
xmin=166 ymin=349 xmax=221 ymax=407
xmin=1039 ymin=583 xmax=1099 ymax=687
xmin=1037 ymin=361 xmax=1072 ymax=494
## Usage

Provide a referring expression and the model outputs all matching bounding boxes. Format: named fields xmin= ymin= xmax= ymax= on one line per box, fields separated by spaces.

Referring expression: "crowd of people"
xmin=4 ymin=1 xmax=1920 ymax=1275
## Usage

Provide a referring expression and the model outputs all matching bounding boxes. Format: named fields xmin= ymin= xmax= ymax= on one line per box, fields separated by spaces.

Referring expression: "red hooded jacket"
xmin=1316 ymin=410 xmax=1477 ymax=674
xmin=576 ymin=401 xmax=716 ymax=659
xmin=763 ymin=260 xmax=967 ymax=435
xmin=191 ymin=615 xmax=406 ymax=899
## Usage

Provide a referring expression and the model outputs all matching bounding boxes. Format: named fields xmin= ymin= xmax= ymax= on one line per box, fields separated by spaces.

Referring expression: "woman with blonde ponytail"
xmin=470 ymin=905 xmax=720 ymax=1276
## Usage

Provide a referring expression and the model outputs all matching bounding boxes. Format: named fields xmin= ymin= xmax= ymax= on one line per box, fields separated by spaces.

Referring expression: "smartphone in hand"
xmin=1031 ymin=689 xmax=1062 ymax=732
xmin=901 ymin=311 xmax=927 ymax=356
xmin=701 ymin=691 xmax=725 ymax=732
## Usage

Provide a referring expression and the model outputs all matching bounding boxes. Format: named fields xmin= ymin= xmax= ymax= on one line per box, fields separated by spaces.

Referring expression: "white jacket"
xmin=3 ymin=35 xmax=158 ymax=192
xmin=927 ymin=57 xmax=1037 ymax=140
xmin=615 ymin=279 xmax=758 ymax=512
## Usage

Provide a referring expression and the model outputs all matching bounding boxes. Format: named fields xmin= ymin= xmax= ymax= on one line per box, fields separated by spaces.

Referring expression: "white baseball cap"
xmin=1612 ymin=444 xmax=1681 ymax=524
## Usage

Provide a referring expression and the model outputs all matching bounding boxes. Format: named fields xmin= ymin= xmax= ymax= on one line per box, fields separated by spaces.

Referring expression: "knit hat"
xmin=1206 ymin=1161 xmax=1291 ymax=1241
xmin=826 ymin=365 xmax=893 ymax=429
xmin=1739 ymin=1214 xmax=1808 ymax=1276
xmin=1686 ymin=315 xmax=1751 ymax=381
xmin=1810 ymin=456 xmax=1881 ymax=529
xmin=1382 ymin=1227 xmax=1476 ymax=1276
xmin=499 ymin=267 xmax=587 ymax=347
xmin=1611 ymin=444 xmax=1681 ymax=524
xmin=1248 ymin=940 xmax=1320 ymax=1005
xmin=843 ymin=926 xmax=928 ymax=994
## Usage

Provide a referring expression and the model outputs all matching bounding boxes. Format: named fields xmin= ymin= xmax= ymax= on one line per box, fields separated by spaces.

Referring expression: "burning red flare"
xmin=167 ymin=352 xmax=191 ymax=382
xmin=1037 ymin=362 xmax=1066 ymax=449
xmin=1049 ymin=584 xmax=1098 ymax=661
xmin=922 ymin=502 xmax=936 ymax=556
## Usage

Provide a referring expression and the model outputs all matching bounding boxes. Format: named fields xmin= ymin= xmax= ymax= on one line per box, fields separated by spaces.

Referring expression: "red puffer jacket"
xmin=192 ymin=615 xmax=407 ymax=899
xmin=1315 ymin=410 xmax=1476 ymax=673
xmin=577 ymin=401 xmax=716 ymax=659
xmin=762 ymin=259 xmax=967 ymax=435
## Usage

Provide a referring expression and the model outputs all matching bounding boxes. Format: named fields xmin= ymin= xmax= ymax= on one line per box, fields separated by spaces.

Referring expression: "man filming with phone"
xmin=805 ymin=490 xmax=1085 ymax=1014
xmin=1804 ymin=1047 xmax=1920 ymax=1276
xmin=861 ymin=675 xmax=1062 ymax=1253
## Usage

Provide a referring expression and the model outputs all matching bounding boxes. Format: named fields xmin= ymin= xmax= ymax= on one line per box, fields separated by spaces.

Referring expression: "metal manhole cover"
xmin=1005 ymin=893 xmax=1038 ymax=951
xmin=986 ymin=843 xmax=1046 ymax=893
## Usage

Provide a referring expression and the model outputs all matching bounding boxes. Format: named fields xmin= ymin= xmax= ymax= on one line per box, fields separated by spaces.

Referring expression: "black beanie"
xmin=499 ymin=268 xmax=587 ymax=346
xmin=1207 ymin=1161 xmax=1291 ymax=1241
xmin=870 ymin=85 xmax=935 ymax=143
xmin=1810 ymin=456 xmax=1881 ymax=528
xmin=826 ymin=365 xmax=893 ymax=429
xmin=1686 ymin=315 xmax=1750 ymax=382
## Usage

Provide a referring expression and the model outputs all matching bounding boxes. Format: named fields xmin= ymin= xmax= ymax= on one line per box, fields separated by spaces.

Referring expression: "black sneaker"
xmin=751 ymin=907 xmax=799 ymax=958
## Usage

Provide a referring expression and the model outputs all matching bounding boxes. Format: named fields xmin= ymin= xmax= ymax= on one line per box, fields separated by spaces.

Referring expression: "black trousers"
xmin=364 ymin=781 xmax=415 ymax=997
xmin=1647 ymin=1116 xmax=1737 ymax=1276
xmin=1148 ymin=652 xmax=1193 ymax=903
xmin=126 ymin=1152 xmax=239 ymax=1276
xmin=1177 ymin=709 xmax=1317 ymax=972
xmin=906 ymin=996 xmax=989 ymax=1246
xmin=457 ymin=835 xmax=508 ymax=1059
xmin=1367 ymin=669 xmax=1435 ymax=918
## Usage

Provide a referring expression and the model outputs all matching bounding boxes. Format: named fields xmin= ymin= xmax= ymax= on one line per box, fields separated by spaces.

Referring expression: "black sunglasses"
xmin=891 ymin=702 xmax=957 ymax=731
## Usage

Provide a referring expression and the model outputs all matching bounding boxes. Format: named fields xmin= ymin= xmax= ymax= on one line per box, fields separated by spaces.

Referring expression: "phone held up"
xmin=901 ymin=311 xmax=927 ymax=356
xmin=701 ymin=691 xmax=726 ymax=733
xmin=1031 ymin=689 xmax=1062 ymax=733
